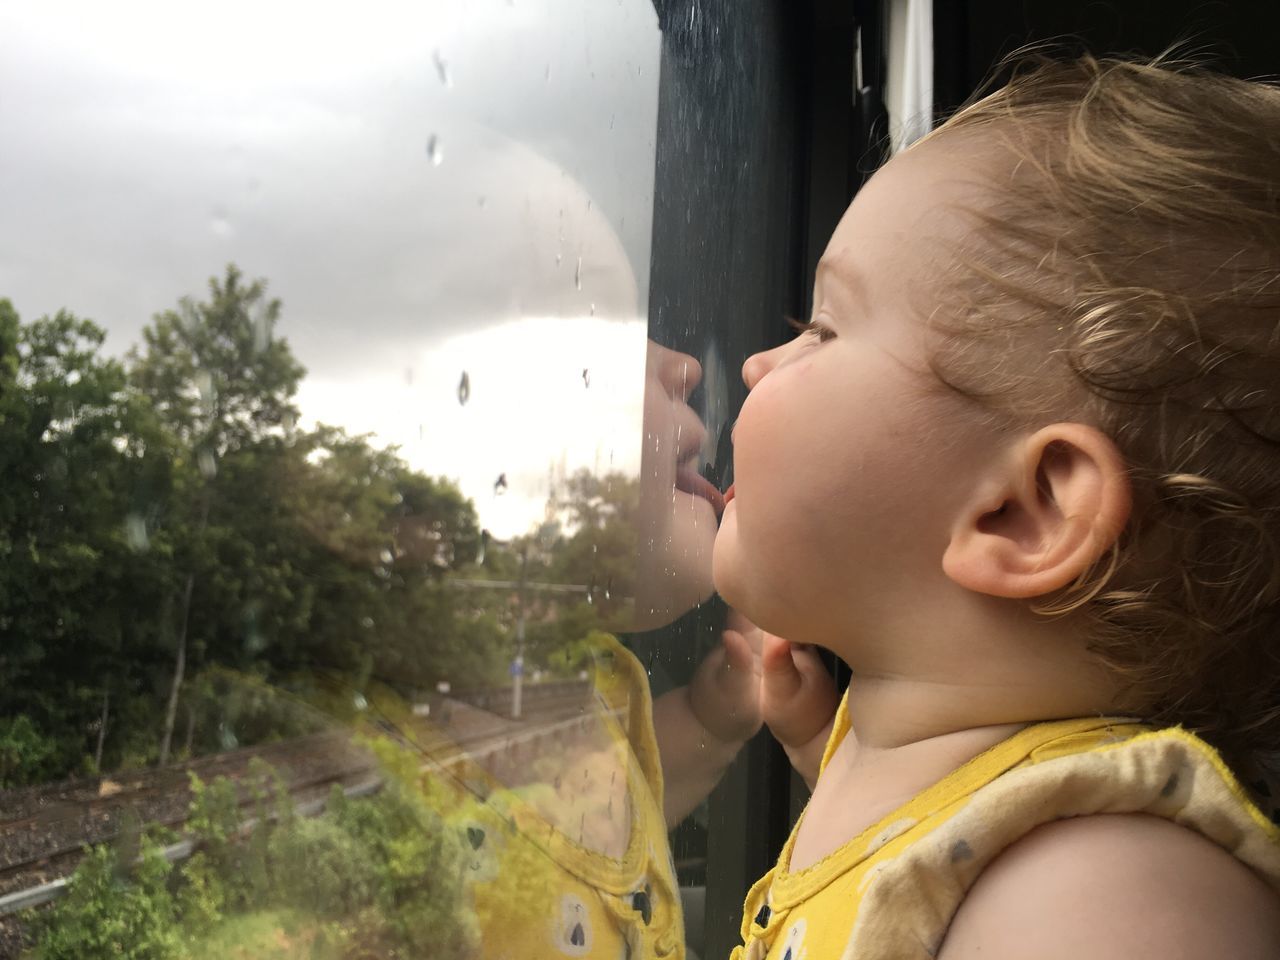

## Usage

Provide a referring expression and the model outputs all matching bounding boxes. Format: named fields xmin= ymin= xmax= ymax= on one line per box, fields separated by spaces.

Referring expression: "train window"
xmin=0 ymin=1 xmax=866 ymax=958
xmin=15 ymin=1 xmax=1280 ymax=956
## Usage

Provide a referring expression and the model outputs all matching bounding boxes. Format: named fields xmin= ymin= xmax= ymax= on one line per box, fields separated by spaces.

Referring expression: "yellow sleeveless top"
xmin=732 ymin=692 xmax=1280 ymax=960
xmin=448 ymin=635 xmax=684 ymax=960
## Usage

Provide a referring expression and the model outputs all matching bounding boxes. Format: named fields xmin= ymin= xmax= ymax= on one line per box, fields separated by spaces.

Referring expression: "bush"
xmin=36 ymin=838 xmax=181 ymax=960
xmin=175 ymin=852 xmax=226 ymax=936
xmin=331 ymin=748 xmax=477 ymax=955
xmin=0 ymin=715 xmax=57 ymax=787
xmin=266 ymin=814 xmax=377 ymax=917
xmin=35 ymin=752 xmax=481 ymax=959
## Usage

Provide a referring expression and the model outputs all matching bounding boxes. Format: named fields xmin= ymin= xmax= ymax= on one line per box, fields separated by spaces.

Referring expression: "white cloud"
xmin=296 ymin=315 xmax=648 ymax=538
xmin=1 ymin=0 xmax=661 ymax=536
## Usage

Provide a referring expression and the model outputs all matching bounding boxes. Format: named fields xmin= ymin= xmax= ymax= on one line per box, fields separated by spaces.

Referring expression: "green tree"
xmin=0 ymin=267 xmax=529 ymax=781
xmin=0 ymin=301 xmax=168 ymax=778
xmin=128 ymin=265 xmax=304 ymax=763
xmin=278 ymin=425 xmax=492 ymax=693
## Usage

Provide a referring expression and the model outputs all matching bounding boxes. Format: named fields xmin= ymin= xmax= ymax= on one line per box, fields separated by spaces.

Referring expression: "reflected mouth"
xmin=675 ymin=464 xmax=725 ymax=517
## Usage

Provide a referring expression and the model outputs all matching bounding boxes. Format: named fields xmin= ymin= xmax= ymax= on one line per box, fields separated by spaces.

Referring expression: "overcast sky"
xmin=0 ymin=0 xmax=662 ymax=537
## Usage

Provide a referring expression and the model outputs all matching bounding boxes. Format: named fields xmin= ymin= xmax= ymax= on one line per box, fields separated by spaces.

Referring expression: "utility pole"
xmin=443 ymin=536 xmax=601 ymax=721
xmin=512 ymin=542 xmax=528 ymax=720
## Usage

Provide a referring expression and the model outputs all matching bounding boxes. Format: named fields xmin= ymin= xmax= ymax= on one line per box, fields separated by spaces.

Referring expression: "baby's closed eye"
xmin=787 ymin=316 xmax=837 ymax=343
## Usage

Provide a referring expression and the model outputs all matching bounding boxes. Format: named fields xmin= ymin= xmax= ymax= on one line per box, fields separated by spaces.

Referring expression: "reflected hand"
xmin=686 ymin=609 xmax=764 ymax=745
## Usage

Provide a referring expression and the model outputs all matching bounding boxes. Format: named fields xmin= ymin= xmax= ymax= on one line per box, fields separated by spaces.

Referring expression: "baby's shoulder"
xmin=937 ymin=813 xmax=1280 ymax=960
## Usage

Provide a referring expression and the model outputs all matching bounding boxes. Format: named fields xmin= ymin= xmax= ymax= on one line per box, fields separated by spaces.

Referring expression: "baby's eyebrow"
xmin=813 ymin=260 xmax=832 ymax=305
xmin=814 ymin=257 xmax=866 ymax=314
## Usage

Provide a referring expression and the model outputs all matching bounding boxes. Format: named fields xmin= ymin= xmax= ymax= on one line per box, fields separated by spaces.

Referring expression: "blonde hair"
xmin=921 ymin=48 xmax=1280 ymax=770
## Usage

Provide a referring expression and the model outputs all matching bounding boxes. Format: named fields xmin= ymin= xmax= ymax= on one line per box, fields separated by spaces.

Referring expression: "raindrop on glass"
xmin=244 ymin=630 xmax=266 ymax=654
xmin=478 ymin=195 xmax=488 ymax=208
xmin=198 ymin=450 xmax=217 ymax=479
xmin=494 ymin=473 xmax=508 ymax=495
xmin=582 ymin=368 xmax=591 ymax=388
xmin=253 ymin=306 xmax=270 ymax=353
xmin=574 ymin=257 xmax=583 ymax=291
xmin=427 ymin=134 xmax=444 ymax=166
xmin=124 ymin=513 xmax=149 ymax=552
xmin=380 ymin=548 xmax=394 ymax=565
xmin=604 ymin=578 xmax=612 ymax=601
xmin=195 ymin=370 xmax=215 ymax=404
xmin=544 ymin=63 xmax=552 ymax=81
xmin=457 ymin=370 xmax=471 ymax=405
xmin=361 ymin=616 xmax=375 ymax=629
xmin=589 ymin=303 xmax=596 ymax=317
xmin=432 ymin=49 xmax=452 ymax=88
xmin=353 ymin=692 xmax=369 ymax=711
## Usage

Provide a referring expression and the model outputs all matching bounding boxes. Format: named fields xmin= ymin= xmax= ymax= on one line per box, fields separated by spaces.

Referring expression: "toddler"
xmin=422 ymin=339 xmax=764 ymax=960
xmin=720 ymin=51 xmax=1280 ymax=959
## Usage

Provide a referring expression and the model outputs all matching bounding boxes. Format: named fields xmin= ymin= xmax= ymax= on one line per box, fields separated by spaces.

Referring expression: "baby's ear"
xmin=942 ymin=423 xmax=1131 ymax=599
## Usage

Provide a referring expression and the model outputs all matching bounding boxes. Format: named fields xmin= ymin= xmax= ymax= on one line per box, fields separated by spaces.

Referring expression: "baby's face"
xmin=632 ymin=339 xmax=721 ymax=630
xmin=712 ymin=138 xmax=1005 ymax=646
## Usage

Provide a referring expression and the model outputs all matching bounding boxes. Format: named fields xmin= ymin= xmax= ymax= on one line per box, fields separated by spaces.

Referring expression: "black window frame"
xmin=642 ymin=2 xmax=887 ymax=955
xmin=645 ymin=2 xmax=1280 ymax=956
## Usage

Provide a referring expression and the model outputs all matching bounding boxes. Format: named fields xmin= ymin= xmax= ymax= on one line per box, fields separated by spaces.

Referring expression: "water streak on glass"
xmin=0 ymin=1 xmax=727 ymax=957
xmin=427 ymin=133 xmax=445 ymax=166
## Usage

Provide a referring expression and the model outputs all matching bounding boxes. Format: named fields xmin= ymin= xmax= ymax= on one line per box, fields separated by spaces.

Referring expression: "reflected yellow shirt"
xmin=449 ymin=635 xmax=684 ymax=960
xmin=733 ymin=693 xmax=1280 ymax=960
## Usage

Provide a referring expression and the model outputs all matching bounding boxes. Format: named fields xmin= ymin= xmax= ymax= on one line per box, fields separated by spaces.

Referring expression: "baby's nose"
xmin=742 ymin=345 xmax=783 ymax=389
xmin=652 ymin=344 xmax=702 ymax=398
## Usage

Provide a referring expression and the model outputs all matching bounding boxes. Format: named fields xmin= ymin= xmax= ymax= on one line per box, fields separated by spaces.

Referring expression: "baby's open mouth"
xmin=675 ymin=463 xmax=725 ymax=517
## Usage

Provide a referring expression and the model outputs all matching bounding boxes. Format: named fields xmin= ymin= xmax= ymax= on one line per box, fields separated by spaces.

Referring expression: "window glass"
xmin=0 ymin=2 xmax=774 ymax=957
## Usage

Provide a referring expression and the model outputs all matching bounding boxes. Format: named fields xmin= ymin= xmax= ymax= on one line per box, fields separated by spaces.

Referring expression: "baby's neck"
xmin=789 ymin=609 xmax=1125 ymax=872
xmin=789 ymin=715 xmax=1025 ymax=872
xmin=838 ymin=593 xmax=1124 ymax=749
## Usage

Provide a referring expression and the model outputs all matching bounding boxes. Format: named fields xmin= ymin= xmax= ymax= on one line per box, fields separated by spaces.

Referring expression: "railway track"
xmin=0 ymin=686 xmax=597 ymax=918
xmin=0 ymin=731 xmax=356 ymax=870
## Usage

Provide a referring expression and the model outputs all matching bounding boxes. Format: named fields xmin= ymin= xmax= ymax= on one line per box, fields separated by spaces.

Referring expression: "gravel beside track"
xmin=0 ymin=683 xmax=591 ymax=958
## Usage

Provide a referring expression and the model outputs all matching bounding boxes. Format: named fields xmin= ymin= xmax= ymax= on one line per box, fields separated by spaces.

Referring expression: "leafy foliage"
xmin=0 ymin=270 xmax=530 ymax=782
xmin=5 ymin=266 xmax=647 ymax=954
xmin=0 ymin=715 xmax=58 ymax=787
xmin=34 ymin=759 xmax=476 ymax=959
xmin=36 ymin=838 xmax=180 ymax=960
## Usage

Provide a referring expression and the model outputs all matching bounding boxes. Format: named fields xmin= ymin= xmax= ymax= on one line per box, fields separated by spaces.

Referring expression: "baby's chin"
xmin=630 ymin=492 xmax=719 ymax=631
xmin=712 ymin=520 xmax=787 ymax=636
xmin=710 ymin=519 xmax=743 ymax=609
